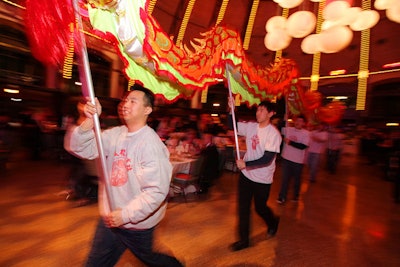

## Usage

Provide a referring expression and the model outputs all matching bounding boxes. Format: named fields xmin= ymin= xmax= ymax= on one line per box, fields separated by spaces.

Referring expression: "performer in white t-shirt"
xmin=307 ymin=124 xmax=328 ymax=182
xmin=277 ymin=115 xmax=310 ymax=204
xmin=228 ymin=99 xmax=282 ymax=252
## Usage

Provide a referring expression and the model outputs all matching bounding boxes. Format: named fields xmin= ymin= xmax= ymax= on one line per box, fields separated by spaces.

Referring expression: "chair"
xmin=171 ymin=156 xmax=204 ymax=202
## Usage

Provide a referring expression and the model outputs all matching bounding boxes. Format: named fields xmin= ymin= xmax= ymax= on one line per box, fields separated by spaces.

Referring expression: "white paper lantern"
xmin=340 ymin=7 xmax=362 ymax=26
xmin=301 ymin=34 xmax=321 ymax=54
xmin=323 ymin=1 xmax=351 ymax=21
xmin=319 ymin=26 xmax=353 ymax=53
xmin=374 ymin=0 xmax=395 ymax=11
xmin=350 ymin=10 xmax=380 ymax=31
xmin=265 ymin=16 xmax=287 ymax=33
xmin=321 ymin=20 xmax=341 ymax=31
xmin=264 ymin=30 xmax=292 ymax=51
xmin=386 ymin=3 xmax=400 ymax=23
xmin=286 ymin=11 xmax=317 ymax=38
xmin=278 ymin=0 xmax=304 ymax=9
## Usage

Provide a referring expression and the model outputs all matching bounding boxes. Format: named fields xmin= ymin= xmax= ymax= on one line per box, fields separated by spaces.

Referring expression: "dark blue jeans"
xmin=86 ymin=219 xmax=183 ymax=267
xmin=327 ymin=149 xmax=340 ymax=174
xmin=279 ymin=158 xmax=304 ymax=200
xmin=237 ymin=173 xmax=276 ymax=243
xmin=307 ymin=152 xmax=321 ymax=182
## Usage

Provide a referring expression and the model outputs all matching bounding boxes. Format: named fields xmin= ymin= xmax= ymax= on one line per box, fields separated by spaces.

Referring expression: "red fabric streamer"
xmin=24 ymin=0 xmax=80 ymax=66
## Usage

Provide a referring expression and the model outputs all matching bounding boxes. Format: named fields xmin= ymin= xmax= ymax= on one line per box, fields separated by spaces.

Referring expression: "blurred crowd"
xmin=1 ymin=102 xmax=399 ymax=203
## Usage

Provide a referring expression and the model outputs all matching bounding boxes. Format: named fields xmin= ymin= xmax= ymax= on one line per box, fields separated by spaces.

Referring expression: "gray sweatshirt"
xmin=65 ymin=124 xmax=172 ymax=230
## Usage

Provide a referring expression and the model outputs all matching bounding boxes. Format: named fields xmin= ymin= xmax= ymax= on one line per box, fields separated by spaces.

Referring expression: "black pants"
xmin=86 ymin=219 xmax=183 ymax=267
xmin=237 ymin=173 xmax=276 ymax=243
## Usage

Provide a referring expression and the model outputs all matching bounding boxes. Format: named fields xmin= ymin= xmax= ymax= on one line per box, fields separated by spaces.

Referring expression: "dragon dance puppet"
xmin=24 ymin=0 xmax=345 ymax=125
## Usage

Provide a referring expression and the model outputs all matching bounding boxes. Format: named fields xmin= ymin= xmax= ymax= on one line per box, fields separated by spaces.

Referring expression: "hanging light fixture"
xmin=264 ymin=29 xmax=292 ymax=51
xmin=275 ymin=0 xmax=304 ymax=9
xmin=319 ymin=25 xmax=353 ymax=53
xmin=286 ymin=11 xmax=317 ymax=38
xmin=350 ymin=10 xmax=380 ymax=31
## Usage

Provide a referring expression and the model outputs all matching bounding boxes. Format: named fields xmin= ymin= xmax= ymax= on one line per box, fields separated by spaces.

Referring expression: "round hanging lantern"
xmin=278 ymin=0 xmax=304 ymax=9
xmin=286 ymin=11 xmax=317 ymax=38
xmin=301 ymin=34 xmax=321 ymax=54
xmin=317 ymin=102 xmax=346 ymax=125
xmin=321 ymin=20 xmax=340 ymax=31
xmin=374 ymin=0 xmax=395 ymax=10
xmin=340 ymin=7 xmax=362 ymax=26
xmin=386 ymin=3 xmax=400 ymax=23
xmin=323 ymin=0 xmax=351 ymax=21
xmin=303 ymin=91 xmax=322 ymax=111
xmin=265 ymin=16 xmax=287 ymax=33
xmin=264 ymin=30 xmax=292 ymax=51
xmin=319 ymin=26 xmax=353 ymax=53
xmin=350 ymin=10 xmax=380 ymax=31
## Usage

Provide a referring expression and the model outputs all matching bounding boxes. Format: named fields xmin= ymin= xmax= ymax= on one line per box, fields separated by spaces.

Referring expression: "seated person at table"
xmin=198 ymin=132 xmax=220 ymax=193
xmin=165 ymin=137 xmax=180 ymax=156
xmin=176 ymin=129 xmax=201 ymax=156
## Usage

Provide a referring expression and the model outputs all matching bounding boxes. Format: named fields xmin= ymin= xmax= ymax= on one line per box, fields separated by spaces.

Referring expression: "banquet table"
xmin=170 ymin=156 xmax=198 ymax=177
xmin=169 ymin=156 xmax=199 ymax=195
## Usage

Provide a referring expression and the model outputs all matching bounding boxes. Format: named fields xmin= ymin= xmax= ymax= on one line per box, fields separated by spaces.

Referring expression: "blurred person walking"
xmin=326 ymin=126 xmax=345 ymax=174
xmin=65 ymin=85 xmax=183 ymax=267
xmin=277 ymin=115 xmax=310 ymax=204
xmin=197 ymin=132 xmax=220 ymax=193
xmin=307 ymin=124 xmax=328 ymax=183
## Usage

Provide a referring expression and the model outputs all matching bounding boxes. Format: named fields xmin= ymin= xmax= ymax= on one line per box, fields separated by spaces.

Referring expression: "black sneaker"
xmin=267 ymin=217 xmax=280 ymax=239
xmin=229 ymin=240 xmax=249 ymax=251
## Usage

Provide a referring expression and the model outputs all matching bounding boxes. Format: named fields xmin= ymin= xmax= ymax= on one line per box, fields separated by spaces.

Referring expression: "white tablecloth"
xmin=170 ymin=157 xmax=198 ymax=177
xmin=169 ymin=157 xmax=199 ymax=194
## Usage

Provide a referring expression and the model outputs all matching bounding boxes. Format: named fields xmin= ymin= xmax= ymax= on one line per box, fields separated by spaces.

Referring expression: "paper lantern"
xmin=303 ymin=91 xmax=322 ymax=111
xmin=301 ymin=34 xmax=321 ymax=54
xmin=321 ymin=20 xmax=341 ymax=31
xmin=317 ymin=102 xmax=346 ymax=125
xmin=265 ymin=16 xmax=287 ymax=33
xmin=278 ymin=0 xmax=304 ymax=9
xmin=386 ymin=3 xmax=400 ymax=23
xmin=264 ymin=30 xmax=292 ymax=51
xmin=350 ymin=10 xmax=380 ymax=31
xmin=340 ymin=7 xmax=362 ymax=26
xmin=374 ymin=0 xmax=395 ymax=10
xmin=286 ymin=11 xmax=316 ymax=38
xmin=319 ymin=26 xmax=353 ymax=53
xmin=323 ymin=0 xmax=351 ymax=21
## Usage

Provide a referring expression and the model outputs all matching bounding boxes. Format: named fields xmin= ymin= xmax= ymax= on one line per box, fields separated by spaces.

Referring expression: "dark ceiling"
xmin=150 ymin=0 xmax=400 ymax=85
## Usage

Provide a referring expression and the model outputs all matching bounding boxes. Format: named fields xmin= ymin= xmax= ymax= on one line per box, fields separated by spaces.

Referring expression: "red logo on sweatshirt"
xmin=110 ymin=149 xmax=132 ymax=186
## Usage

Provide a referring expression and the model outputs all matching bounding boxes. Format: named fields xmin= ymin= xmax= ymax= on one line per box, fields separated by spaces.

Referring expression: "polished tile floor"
xmin=0 ymin=151 xmax=399 ymax=267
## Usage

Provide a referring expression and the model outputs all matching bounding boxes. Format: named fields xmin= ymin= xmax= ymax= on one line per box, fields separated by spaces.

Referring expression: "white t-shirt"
xmin=308 ymin=130 xmax=328 ymax=154
xmin=238 ymin=122 xmax=282 ymax=184
xmin=281 ymin=127 xmax=310 ymax=164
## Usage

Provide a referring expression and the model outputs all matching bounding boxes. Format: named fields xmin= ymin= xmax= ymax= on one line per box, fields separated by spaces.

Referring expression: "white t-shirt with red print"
xmin=237 ymin=122 xmax=282 ymax=184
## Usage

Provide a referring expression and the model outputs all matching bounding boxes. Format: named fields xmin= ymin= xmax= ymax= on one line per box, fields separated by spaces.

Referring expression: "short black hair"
xmin=295 ymin=114 xmax=307 ymax=122
xmin=258 ymin=100 xmax=277 ymax=113
xmin=130 ymin=83 xmax=155 ymax=108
